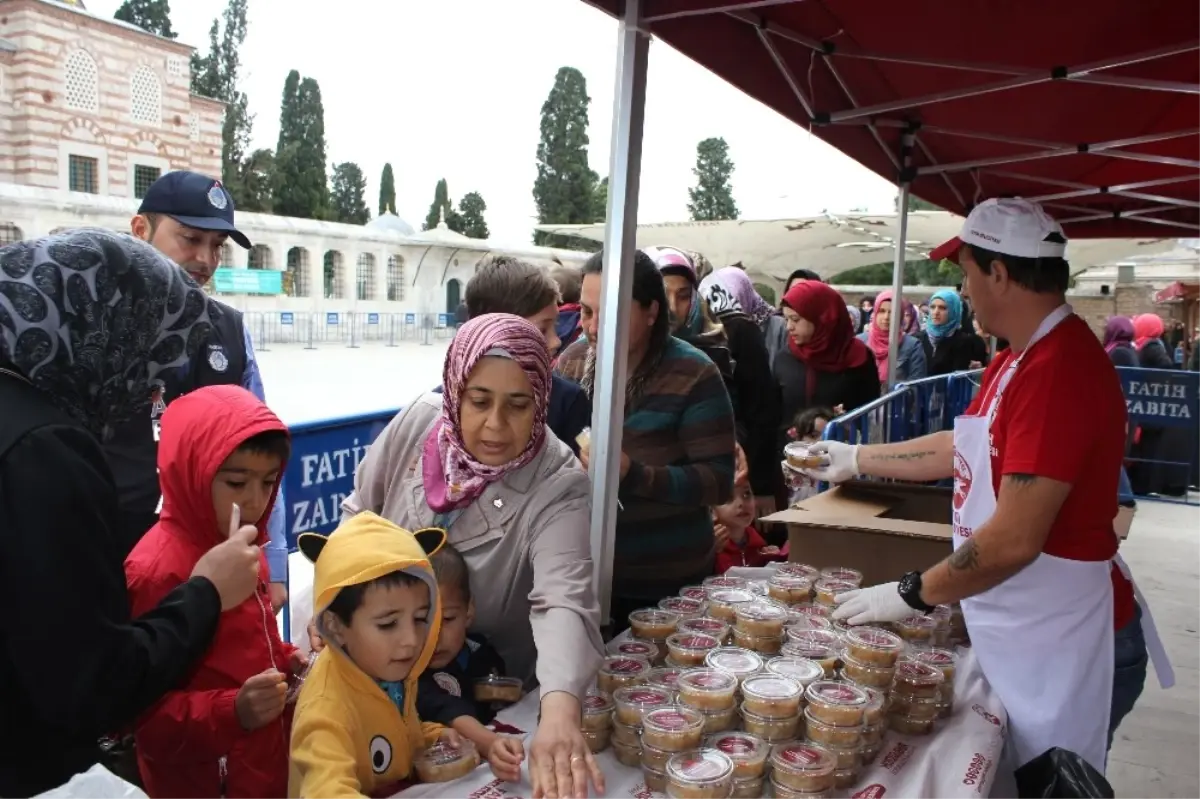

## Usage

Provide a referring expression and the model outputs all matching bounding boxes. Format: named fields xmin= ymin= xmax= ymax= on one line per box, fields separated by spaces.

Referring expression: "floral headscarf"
xmin=700 ymin=267 xmax=774 ymax=328
xmin=0 ymin=228 xmax=213 ymax=438
xmin=422 ymin=313 xmax=551 ymax=513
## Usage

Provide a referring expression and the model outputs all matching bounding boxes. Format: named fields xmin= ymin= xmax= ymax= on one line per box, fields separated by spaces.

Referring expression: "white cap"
xmin=930 ymin=197 xmax=1067 ymax=263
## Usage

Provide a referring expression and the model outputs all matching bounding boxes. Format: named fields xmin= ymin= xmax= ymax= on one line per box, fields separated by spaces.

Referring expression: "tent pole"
xmin=590 ymin=0 xmax=649 ymax=630
xmin=886 ymin=130 xmax=915 ymax=389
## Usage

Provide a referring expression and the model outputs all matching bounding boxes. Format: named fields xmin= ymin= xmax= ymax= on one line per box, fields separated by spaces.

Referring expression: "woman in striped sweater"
xmin=556 ymin=250 xmax=737 ymax=630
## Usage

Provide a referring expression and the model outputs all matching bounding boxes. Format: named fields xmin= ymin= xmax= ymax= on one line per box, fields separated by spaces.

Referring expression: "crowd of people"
xmin=0 ymin=173 xmax=1183 ymax=799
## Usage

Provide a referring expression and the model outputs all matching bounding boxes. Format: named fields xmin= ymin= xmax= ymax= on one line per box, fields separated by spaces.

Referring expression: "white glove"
xmin=798 ymin=440 xmax=860 ymax=483
xmin=831 ymin=582 xmax=914 ymax=625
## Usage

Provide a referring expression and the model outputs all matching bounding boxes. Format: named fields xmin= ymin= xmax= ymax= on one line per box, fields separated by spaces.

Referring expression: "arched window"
xmin=386 ymin=254 xmax=405 ymax=301
xmin=64 ymin=49 xmax=99 ymax=112
xmin=356 ymin=253 xmax=376 ymax=300
xmin=286 ymin=247 xmax=309 ymax=298
xmin=0 ymin=222 xmax=23 ymax=245
xmin=324 ymin=251 xmax=344 ymax=299
xmin=249 ymin=244 xmax=273 ymax=270
xmin=130 ymin=65 xmax=162 ymax=125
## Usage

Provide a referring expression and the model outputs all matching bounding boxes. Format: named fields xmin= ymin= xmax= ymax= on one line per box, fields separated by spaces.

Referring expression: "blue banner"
xmin=211 ymin=268 xmax=282 ymax=294
xmin=280 ymin=312 xmax=294 ymax=325
xmin=283 ymin=409 xmax=401 ymax=547
xmin=1119 ymin=367 xmax=1198 ymax=428
xmin=326 ymin=312 xmax=339 ymax=325
xmin=405 ymin=313 xmax=416 ymax=325
xmin=367 ymin=313 xmax=380 ymax=325
xmin=437 ymin=313 xmax=450 ymax=328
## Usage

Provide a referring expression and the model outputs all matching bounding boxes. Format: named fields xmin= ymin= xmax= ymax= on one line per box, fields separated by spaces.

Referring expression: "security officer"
xmin=105 ymin=170 xmax=290 ymax=610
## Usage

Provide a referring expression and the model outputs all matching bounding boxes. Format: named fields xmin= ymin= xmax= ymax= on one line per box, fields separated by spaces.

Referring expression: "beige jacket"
xmin=341 ymin=391 xmax=603 ymax=702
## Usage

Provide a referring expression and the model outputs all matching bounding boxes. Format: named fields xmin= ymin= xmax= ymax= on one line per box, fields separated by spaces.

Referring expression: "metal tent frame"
xmin=585 ymin=0 xmax=1198 ymax=621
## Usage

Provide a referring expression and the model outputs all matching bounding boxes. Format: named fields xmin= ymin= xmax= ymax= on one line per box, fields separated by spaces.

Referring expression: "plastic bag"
xmin=1015 ymin=747 xmax=1114 ymax=798
xmin=34 ymin=764 xmax=148 ymax=799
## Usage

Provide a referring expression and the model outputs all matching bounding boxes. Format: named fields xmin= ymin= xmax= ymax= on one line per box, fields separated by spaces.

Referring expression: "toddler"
xmin=784 ymin=406 xmax=836 ymax=505
xmin=714 ymin=478 xmax=783 ymax=573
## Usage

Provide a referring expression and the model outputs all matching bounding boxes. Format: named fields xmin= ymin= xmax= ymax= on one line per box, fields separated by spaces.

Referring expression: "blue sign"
xmin=367 ymin=313 xmax=380 ymax=325
xmin=405 ymin=313 xmax=416 ymax=325
xmin=326 ymin=312 xmax=339 ymax=326
xmin=280 ymin=312 xmax=294 ymax=326
xmin=437 ymin=313 xmax=450 ymax=328
xmin=211 ymin=268 xmax=282 ymax=295
xmin=283 ymin=409 xmax=401 ymax=546
xmin=1118 ymin=367 xmax=1198 ymax=428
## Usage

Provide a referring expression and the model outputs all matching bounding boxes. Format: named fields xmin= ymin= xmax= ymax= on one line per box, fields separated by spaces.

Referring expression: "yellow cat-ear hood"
xmin=300 ymin=512 xmax=446 ymax=615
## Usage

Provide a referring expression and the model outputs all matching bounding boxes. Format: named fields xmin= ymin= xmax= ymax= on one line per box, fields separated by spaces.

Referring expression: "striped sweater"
xmin=556 ymin=336 xmax=736 ymax=597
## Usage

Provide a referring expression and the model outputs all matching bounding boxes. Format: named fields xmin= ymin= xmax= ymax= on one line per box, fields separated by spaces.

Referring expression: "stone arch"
xmin=285 ymin=247 xmax=310 ymax=298
xmin=60 ymin=117 xmax=106 ymax=145
xmin=324 ymin=250 xmax=345 ymax=299
xmin=356 ymin=253 xmax=376 ymax=301
xmin=129 ymin=130 xmax=166 ymax=155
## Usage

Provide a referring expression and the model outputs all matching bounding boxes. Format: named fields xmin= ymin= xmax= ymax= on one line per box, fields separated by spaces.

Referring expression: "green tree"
xmin=378 ymin=163 xmax=397 ymax=216
xmin=688 ymin=137 xmax=739 ymax=221
xmin=273 ymin=74 xmax=329 ymax=219
xmin=422 ymin=178 xmax=464 ymax=232
xmin=532 ymin=67 xmax=599 ymax=247
xmin=114 ymin=0 xmax=176 ymax=38
xmin=592 ymin=175 xmax=608 ymax=222
xmin=329 ymin=162 xmax=370 ymax=224
xmin=457 ymin=192 xmax=490 ymax=239
xmin=238 ymin=148 xmax=274 ymax=213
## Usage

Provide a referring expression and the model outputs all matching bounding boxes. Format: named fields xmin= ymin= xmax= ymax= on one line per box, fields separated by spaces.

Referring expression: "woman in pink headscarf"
xmin=857 ymin=289 xmax=928 ymax=386
xmin=339 ymin=313 xmax=607 ymax=799
xmin=1132 ymin=314 xmax=1174 ymax=369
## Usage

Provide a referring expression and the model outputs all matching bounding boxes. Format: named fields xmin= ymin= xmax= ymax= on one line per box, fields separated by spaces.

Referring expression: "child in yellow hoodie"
xmin=289 ymin=513 xmax=460 ymax=798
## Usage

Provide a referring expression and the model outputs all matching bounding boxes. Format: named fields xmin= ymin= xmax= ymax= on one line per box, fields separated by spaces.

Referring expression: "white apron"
xmin=952 ymin=305 xmax=1149 ymax=776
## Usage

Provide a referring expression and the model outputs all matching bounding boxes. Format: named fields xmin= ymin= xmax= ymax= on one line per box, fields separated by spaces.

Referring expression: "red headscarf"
xmin=1132 ymin=314 xmax=1164 ymax=350
xmin=781 ymin=281 xmax=870 ymax=372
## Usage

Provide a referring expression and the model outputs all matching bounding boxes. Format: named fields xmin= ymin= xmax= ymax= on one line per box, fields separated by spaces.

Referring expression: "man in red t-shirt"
xmin=800 ymin=198 xmax=1148 ymax=774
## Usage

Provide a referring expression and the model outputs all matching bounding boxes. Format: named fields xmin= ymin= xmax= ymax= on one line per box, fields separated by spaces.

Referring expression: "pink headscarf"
xmin=1132 ymin=314 xmax=1164 ymax=350
xmin=866 ymin=289 xmax=905 ymax=382
xmin=422 ymin=313 xmax=551 ymax=513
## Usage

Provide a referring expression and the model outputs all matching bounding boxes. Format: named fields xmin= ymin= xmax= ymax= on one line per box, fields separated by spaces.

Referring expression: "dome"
xmin=367 ymin=212 xmax=415 ymax=237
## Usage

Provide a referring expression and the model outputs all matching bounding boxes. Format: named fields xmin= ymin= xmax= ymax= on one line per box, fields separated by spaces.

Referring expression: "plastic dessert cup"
xmin=739 ymin=705 xmax=800 ymax=742
xmin=805 ymin=680 xmax=868 ymax=727
xmin=646 ymin=666 xmax=685 ymax=692
xmin=613 ymin=738 xmax=642 ymax=767
xmin=641 ymin=740 xmax=673 ymax=771
xmin=889 ymin=713 xmax=935 ymax=735
xmin=840 ymin=652 xmax=896 ymax=688
xmin=888 ymin=693 xmax=940 ymax=721
xmin=844 ymin=626 xmax=906 ymax=667
xmin=473 ymin=675 xmax=523 ymax=704
xmin=822 ymin=743 xmax=862 ymax=771
xmin=861 ymin=720 xmax=885 ymax=747
xmin=785 ymin=616 xmax=833 ymax=636
xmin=895 ymin=614 xmax=938 ymax=643
xmin=802 ymin=707 xmax=863 ymax=747
xmin=784 ymin=442 xmax=825 ymax=470
xmin=731 ymin=627 xmax=783 ymax=655
xmin=660 ymin=595 xmax=708 ymax=619
xmin=788 ymin=603 xmax=832 ymax=622
xmin=834 ymin=767 xmax=861 ymax=790
xmin=863 ymin=739 xmax=882 ymax=764
xmin=778 ymin=562 xmax=821 ymax=580
xmin=643 ymin=765 xmax=668 ymax=794
xmin=813 ymin=577 xmax=857 ymax=607
xmin=614 ymin=685 xmax=675 ymax=725
xmin=696 ymin=704 xmax=739 ymax=733
xmin=704 ymin=647 xmax=764 ymax=685
xmin=641 ymin=706 xmax=706 ymax=752
xmin=781 ymin=630 xmax=842 ymax=677
xmin=734 ymin=600 xmax=790 ymax=637
xmin=582 ymin=727 xmax=611 ymax=753
xmin=702 ymin=575 xmax=748 ymax=590
xmin=765 ymin=656 xmax=824 ymax=689
xmin=580 ymin=692 xmax=614 ymax=731
xmin=667 ymin=633 xmax=722 ymax=666
xmin=629 ymin=608 xmax=681 ymax=640
xmin=860 ymin=686 xmax=888 ymax=725
xmin=731 ymin=775 xmax=764 ymax=798
xmin=676 ymin=668 xmax=739 ymax=711
xmin=740 ymin=674 xmax=804 ymax=719
xmin=705 ymin=588 xmax=757 ymax=622
xmin=678 ymin=617 xmax=732 ymax=642
xmin=769 ymin=741 xmax=837 ymax=793
xmin=768 ymin=573 xmax=814 ymax=605
xmin=597 ymin=655 xmax=652 ymax=695
xmin=680 ymin=585 xmax=709 ymax=601
xmin=907 ymin=646 xmax=958 ymax=684
xmin=891 ymin=660 xmax=945 ymax=699
xmin=665 ymin=749 xmax=735 ymax=799
xmin=615 ymin=639 xmax=661 ymax=664
xmin=936 ymin=699 xmax=955 ymax=719
xmin=611 ymin=716 xmax=642 ymax=747
xmin=705 ymin=731 xmax=770 ymax=779
xmin=414 ymin=739 xmax=480 ymax=783
xmin=819 ymin=566 xmax=863 ymax=587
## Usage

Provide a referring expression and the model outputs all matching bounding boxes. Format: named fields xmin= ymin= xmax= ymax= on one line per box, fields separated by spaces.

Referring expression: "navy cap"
xmin=137 ymin=170 xmax=252 ymax=249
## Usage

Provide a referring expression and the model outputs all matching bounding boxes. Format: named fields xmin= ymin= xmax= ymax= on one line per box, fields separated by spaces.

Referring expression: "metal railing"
xmin=242 ymin=311 xmax=459 ymax=350
xmin=823 ymin=369 xmax=985 ymax=450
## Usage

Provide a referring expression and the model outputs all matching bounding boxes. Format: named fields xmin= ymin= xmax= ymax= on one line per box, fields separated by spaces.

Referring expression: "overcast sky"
xmin=90 ymin=0 xmax=899 ymax=244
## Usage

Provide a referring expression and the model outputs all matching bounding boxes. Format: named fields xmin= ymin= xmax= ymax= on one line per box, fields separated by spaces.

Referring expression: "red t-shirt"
xmin=964 ymin=314 xmax=1134 ymax=629
xmin=715 ymin=525 xmax=784 ymax=574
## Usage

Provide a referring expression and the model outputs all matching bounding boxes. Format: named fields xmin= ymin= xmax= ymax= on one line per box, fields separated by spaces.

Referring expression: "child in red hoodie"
xmin=124 ymin=385 xmax=306 ymax=798
xmin=713 ymin=478 xmax=784 ymax=573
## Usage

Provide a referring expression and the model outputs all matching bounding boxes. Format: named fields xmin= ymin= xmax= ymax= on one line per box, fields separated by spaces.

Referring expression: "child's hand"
xmin=307 ymin=618 xmax=326 ymax=654
xmin=235 ymin=669 xmax=287 ymax=730
xmin=487 ymin=736 xmax=525 ymax=783
xmin=289 ymin=649 xmax=310 ymax=675
xmin=713 ymin=522 xmax=731 ymax=551
xmin=439 ymin=729 xmax=465 ymax=749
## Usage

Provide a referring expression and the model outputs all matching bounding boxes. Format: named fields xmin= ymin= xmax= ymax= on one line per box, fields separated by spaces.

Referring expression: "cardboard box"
xmin=762 ymin=480 xmax=954 ymax=588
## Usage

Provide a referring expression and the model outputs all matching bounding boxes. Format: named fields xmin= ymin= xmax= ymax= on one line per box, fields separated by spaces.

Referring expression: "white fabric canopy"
xmin=535 ymin=212 xmax=1179 ymax=286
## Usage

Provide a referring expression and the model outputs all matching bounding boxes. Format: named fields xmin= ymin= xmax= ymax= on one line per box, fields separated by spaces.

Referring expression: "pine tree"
xmin=423 ymin=179 xmax=455 ymax=231
xmin=379 ymin=163 xmax=397 ymax=216
xmin=189 ymin=20 xmax=221 ymax=98
xmin=114 ymin=0 xmax=176 ymax=38
xmin=273 ymin=74 xmax=329 ymax=219
xmin=532 ymin=67 xmax=598 ymax=246
xmin=330 ymin=162 xmax=370 ymax=224
xmin=238 ymin=149 xmax=274 ymax=213
xmin=457 ymin=192 xmax=490 ymax=239
xmin=688 ymin=137 xmax=739 ymax=221
xmin=592 ymin=175 xmax=608 ymax=222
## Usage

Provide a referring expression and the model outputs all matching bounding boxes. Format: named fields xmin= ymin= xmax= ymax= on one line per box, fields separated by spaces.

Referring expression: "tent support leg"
xmin=590 ymin=0 xmax=649 ymax=631
xmin=886 ymin=131 xmax=915 ymax=390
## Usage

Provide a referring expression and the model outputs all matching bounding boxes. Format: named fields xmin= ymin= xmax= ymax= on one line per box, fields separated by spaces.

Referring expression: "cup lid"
xmin=814 ymin=576 xmax=857 ymax=593
xmin=788 ymin=603 xmax=831 ymax=619
xmin=806 ymin=679 xmax=868 ymax=707
xmin=613 ymin=685 xmax=672 ymax=707
xmin=819 ymin=566 xmax=863 ymax=583
xmin=786 ymin=616 xmax=833 ymax=635
xmin=660 ymin=596 xmax=706 ymax=615
xmin=735 ymin=601 xmax=789 ymax=621
xmin=702 ymin=575 xmax=747 ymax=589
xmin=770 ymin=742 xmax=836 ymax=774
xmin=600 ymin=655 xmax=651 ymax=676
xmin=899 ymin=614 xmax=938 ymax=630
xmin=645 ymin=667 xmax=684 ymax=690
xmin=475 ymin=674 xmax=523 ymax=687
xmin=910 ymin=647 xmax=958 ymax=667
xmin=418 ymin=738 xmax=477 ymax=766
xmin=668 ymin=632 xmax=720 ymax=651
xmin=769 ymin=572 xmax=813 ymax=588
xmin=765 ymin=656 xmax=824 ymax=684
xmin=680 ymin=585 xmax=709 ymax=600
xmin=666 ymin=749 xmax=734 ymax=785
xmin=777 ymin=562 xmax=820 ymax=579
xmin=846 ymin=626 xmax=904 ymax=652
xmin=616 ymin=640 xmax=659 ymax=659
xmin=707 ymin=588 xmax=756 ymax=605
xmin=785 ymin=629 xmax=840 ymax=650
xmin=642 ymin=706 xmax=704 ymax=732
xmin=678 ymin=617 xmax=729 ymax=636
xmin=582 ymin=691 xmax=614 ymax=713
xmin=742 ymin=675 xmax=802 ymax=700
xmin=677 ymin=668 xmax=738 ymax=693
xmin=705 ymin=647 xmax=764 ymax=675
xmin=895 ymin=660 xmax=945 ymax=685
xmin=706 ymin=732 xmax=769 ymax=761
xmin=629 ymin=608 xmax=680 ymax=626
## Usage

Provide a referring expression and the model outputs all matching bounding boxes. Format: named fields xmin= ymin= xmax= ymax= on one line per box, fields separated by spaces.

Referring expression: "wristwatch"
xmin=898 ymin=571 xmax=935 ymax=613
